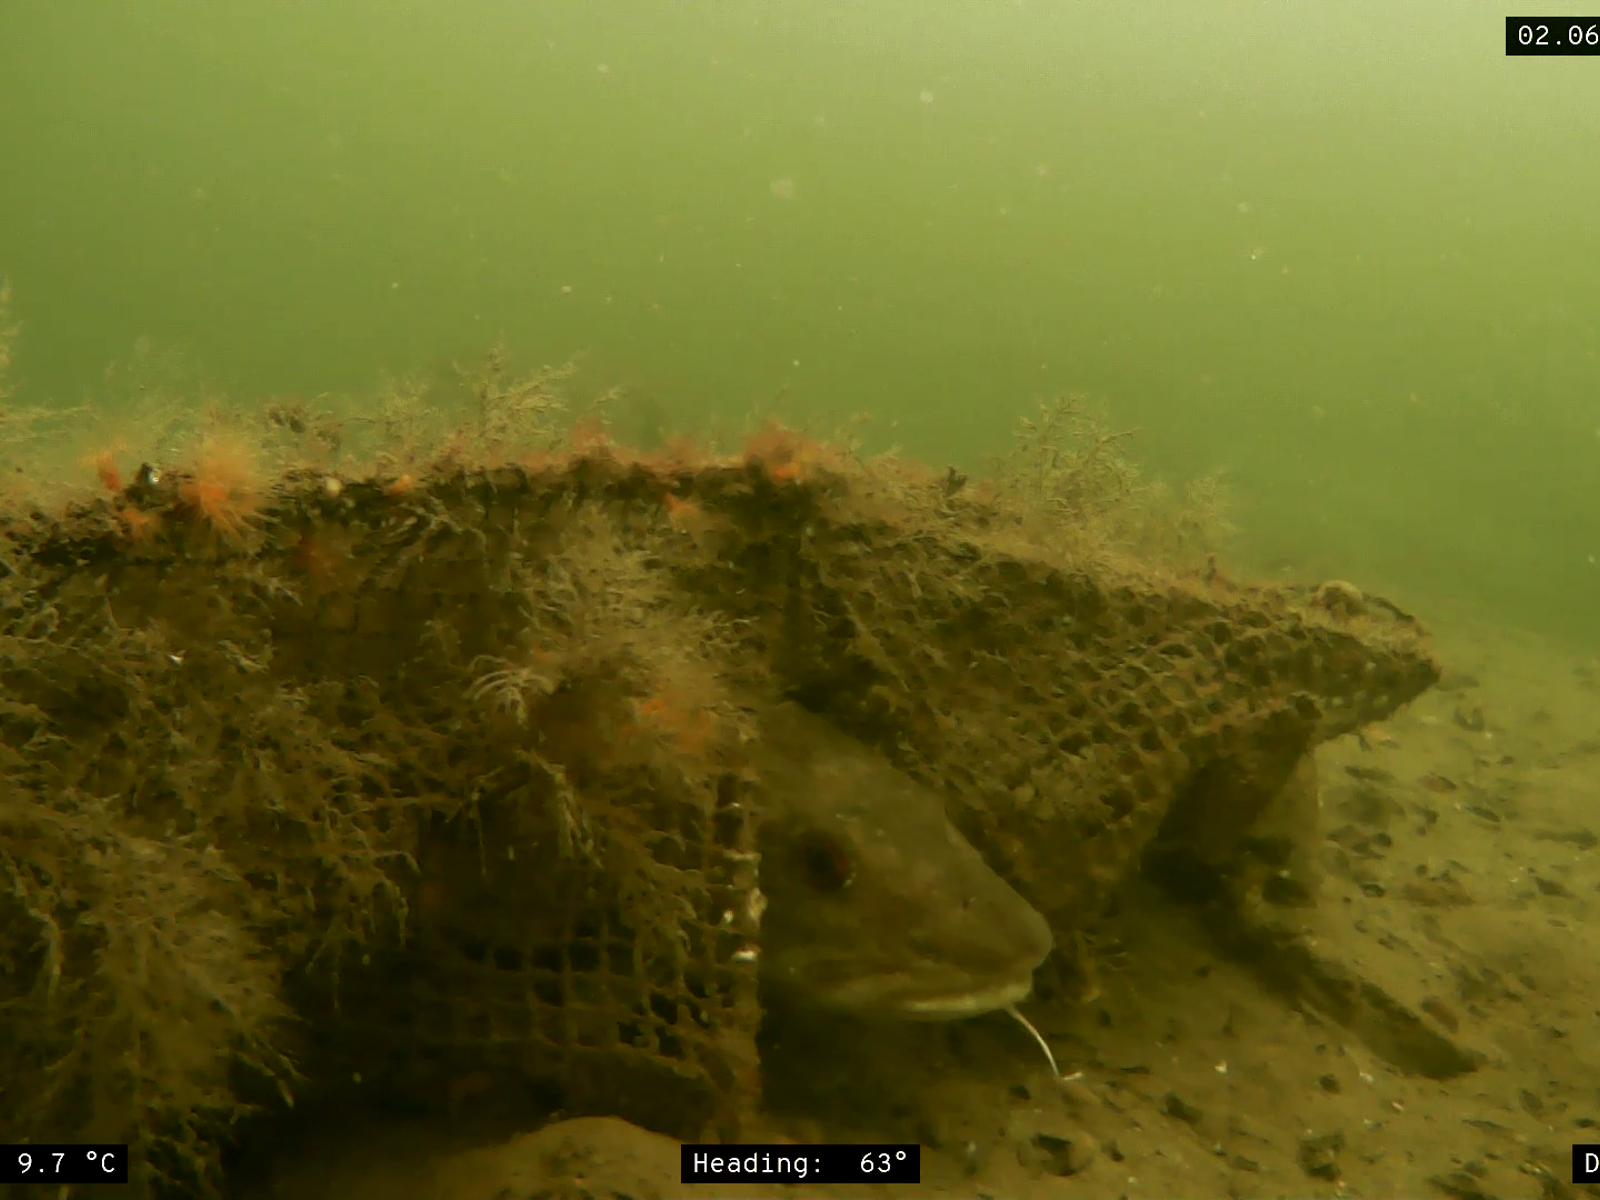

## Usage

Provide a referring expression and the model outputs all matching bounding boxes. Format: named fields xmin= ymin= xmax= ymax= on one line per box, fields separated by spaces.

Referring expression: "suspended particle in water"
xmin=769 ymin=177 xmax=796 ymax=201
xmin=919 ymin=89 xmax=935 ymax=103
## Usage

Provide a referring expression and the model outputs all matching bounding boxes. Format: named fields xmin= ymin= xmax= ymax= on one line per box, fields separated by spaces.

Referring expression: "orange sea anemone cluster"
xmin=178 ymin=437 xmax=262 ymax=541
xmin=742 ymin=420 xmax=821 ymax=484
xmin=90 ymin=447 xmax=126 ymax=494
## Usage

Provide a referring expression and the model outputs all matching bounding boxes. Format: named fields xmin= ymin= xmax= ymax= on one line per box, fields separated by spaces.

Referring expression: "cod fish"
xmin=749 ymin=702 xmax=1054 ymax=1021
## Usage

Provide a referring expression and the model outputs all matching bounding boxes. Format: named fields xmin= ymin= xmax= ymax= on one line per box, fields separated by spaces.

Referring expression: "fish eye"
xmin=796 ymin=830 xmax=854 ymax=893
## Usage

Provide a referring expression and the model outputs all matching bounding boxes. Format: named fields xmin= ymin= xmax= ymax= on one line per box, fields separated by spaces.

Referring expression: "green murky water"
xmin=2 ymin=0 xmax=1598 ymax=642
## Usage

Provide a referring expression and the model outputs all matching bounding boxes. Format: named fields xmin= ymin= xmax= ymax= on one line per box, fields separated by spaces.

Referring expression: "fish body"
xmin=749 ymin=702 xmax=1053 ymax=1020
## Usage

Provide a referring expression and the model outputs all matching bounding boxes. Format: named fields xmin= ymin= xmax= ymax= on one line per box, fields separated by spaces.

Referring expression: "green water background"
xmin=2 ymin=1 xmax=1597 ymax=648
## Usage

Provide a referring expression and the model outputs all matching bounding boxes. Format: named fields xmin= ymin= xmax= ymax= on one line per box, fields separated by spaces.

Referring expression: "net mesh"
xmin=0 ymin=444 xmax=1437 ymax=1195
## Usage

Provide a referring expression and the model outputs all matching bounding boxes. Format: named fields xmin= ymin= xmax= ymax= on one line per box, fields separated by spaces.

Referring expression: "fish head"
xmin=752 ymin=704 xmax=1054 ymax=1021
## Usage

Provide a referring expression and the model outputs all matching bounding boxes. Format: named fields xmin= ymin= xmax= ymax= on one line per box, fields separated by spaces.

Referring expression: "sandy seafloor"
xmin=243 ymin=612 xmax=1600 ymax=1200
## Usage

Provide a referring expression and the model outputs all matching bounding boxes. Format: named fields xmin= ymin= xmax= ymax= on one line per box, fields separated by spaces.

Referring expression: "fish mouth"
xmin=770 ymin=900 xmax=1055 ymax=1021
xmin=810 ymin=960 xmax=1042 ymax=1021
xmin=895 ymin=973 xmax=1038 ymax=1020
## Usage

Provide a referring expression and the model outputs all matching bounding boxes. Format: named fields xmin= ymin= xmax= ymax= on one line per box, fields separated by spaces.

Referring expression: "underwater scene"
xmin=1 ymin=3 xmax=1598 ymax=1197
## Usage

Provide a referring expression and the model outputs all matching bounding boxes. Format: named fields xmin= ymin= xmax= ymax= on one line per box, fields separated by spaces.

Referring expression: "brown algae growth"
xmin=0 ymin=314 xmax=1439 ymax=1196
